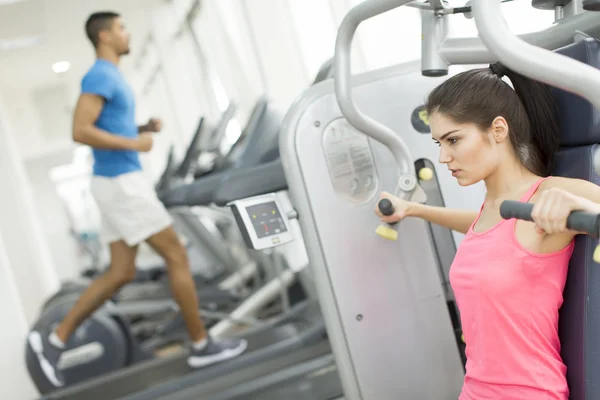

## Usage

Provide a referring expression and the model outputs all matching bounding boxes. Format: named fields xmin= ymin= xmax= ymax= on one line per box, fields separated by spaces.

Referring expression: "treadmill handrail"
xmin=472 ymin=0 xmax=600 ymax=112
xmin=334 ymin=0 xmax=417 ymax=193
xmin=174 ymin=117 xmax=206 ymax=178
xmin=214 ymin=159 xmax=287 ymax=207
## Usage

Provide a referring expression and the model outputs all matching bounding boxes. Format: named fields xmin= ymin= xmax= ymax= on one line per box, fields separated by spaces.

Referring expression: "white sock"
xmin=193 ymin=337 xmax=208 ymax=351
xmin=49 ymin=331 xmax=65 ymax=349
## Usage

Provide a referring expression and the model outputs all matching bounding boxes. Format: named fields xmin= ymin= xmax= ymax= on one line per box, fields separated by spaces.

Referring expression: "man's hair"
xmin=85 ymin=12 xmax=120 ymax=48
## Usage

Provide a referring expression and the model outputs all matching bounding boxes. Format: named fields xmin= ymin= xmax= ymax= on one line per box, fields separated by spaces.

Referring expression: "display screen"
xmin=246 ymin=201 xmax=288 ymax=239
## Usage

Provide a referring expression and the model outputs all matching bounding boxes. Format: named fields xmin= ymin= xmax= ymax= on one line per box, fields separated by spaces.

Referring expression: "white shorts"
xmin=90 ymin=171 xmax=173 ymax=247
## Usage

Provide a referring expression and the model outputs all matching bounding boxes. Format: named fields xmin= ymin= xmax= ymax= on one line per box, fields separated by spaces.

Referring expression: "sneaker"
xmin=27 ymin=330 xmax=65 ymax=388
xmin=187 ymin=337 xmax=248 ymax=368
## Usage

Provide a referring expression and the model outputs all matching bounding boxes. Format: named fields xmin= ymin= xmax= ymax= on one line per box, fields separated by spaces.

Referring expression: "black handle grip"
xmin=499 ymin=200 xmax=600 ymax=237
xmin=378 ymin=199 xmax=395 ymax=216
xmin=378 ymin=198 xmax=399 ymax=226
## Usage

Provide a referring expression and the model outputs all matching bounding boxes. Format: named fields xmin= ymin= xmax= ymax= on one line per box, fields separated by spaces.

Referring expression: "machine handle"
xmin=471 ymin=0 xmax=600 ymax=113
xmin=499 ymin=200 xmax=600 ymax=237
xmin=333 ymin=0 xmax=418 ymax=198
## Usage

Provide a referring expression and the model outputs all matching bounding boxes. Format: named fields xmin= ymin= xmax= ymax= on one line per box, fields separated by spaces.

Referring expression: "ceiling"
xmin=0 ymin=0 xmax=156 ymax=92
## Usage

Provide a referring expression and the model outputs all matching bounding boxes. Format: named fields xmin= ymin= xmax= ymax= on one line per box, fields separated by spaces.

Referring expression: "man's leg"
xmin=55 ymin=241 xmax=138 ymax=341
xmin=145 ymin=226 xmax=206 ymax=342
xmin=145 ymin=225 xmax=248 ymax=368
xmin=28 ymin=240 xmax=138 ymax=387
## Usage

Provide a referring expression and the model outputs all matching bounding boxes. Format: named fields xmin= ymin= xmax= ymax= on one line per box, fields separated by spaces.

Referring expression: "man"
xmin=27 ymin=11 xmax=247 ymax=388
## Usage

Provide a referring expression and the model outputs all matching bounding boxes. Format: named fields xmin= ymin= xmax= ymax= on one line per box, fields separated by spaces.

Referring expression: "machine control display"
xmin=229 ymin=193 xmax=295 ymax=250
xmin=246 ymin=201 xmax=288 ymax=239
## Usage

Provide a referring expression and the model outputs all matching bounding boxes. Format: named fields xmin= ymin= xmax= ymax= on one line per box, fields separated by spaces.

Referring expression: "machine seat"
xmin=549 ymin=37 xmax=600 ymax=400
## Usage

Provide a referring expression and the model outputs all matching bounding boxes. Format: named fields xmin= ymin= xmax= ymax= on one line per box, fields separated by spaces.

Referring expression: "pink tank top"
xmin=450 ymin=177 xmax=575 ymax=400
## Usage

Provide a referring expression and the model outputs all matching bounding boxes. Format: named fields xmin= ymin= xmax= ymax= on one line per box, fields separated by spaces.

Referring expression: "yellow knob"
xmin=376 ymin=225 xmax=398 ymax=241
xmin=418 ymin=167 xmax=433 ymax=181
xmin=461 ymin=334 xmax=465 ymax=343
xmin=594 ymin=245 xmax=600 ymax=264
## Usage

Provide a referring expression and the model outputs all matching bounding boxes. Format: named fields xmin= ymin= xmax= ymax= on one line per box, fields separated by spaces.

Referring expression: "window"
xmin=169 ymin=29 xmax=212 ymax=138
xmin=447 ymin=1 xmax=554 ymax=38
xmin=211 ymin=0 xmax=266 ymax=96
xmin=238 ymin=0 xmax=311 ymax=109
xmin=139 ymin=67 xmax=182 ymax=182
xmin=287 ymin=0 xmax=338 ymax=81
xmin=349 ymin=0 xmax=422 ymax=71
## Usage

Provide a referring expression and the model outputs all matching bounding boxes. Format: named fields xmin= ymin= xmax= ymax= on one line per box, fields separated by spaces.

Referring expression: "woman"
xmin=376 ymin=63 xmax=600 ymax=399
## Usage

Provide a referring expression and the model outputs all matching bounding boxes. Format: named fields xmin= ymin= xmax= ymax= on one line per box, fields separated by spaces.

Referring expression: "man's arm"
xmin=72 ymin=94 xmax=139 ymax=150
xmin=408 ymin=203 xmax=478 ymax=234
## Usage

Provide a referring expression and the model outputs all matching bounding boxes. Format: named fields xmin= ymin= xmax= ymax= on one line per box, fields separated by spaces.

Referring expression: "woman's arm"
xmin=530 ymin=177 xmax=600 ymax=237
xmin=374 ymin=192 xmax=478 ymax=234
xmin=408 ymin=203 xmax=478 ymax=234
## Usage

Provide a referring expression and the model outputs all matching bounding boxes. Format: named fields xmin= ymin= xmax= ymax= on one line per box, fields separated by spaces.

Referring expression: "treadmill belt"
xmin=41 ymin=323 xmax=312 ymax=400
xmin=211 ymin=353 xmax=343 ymax=400
xmin=160 ymin=340 xmax=335 ymax=400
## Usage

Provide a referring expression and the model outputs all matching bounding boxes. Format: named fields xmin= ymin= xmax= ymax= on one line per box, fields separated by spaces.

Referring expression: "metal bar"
xmin=334 ymin=0 xmax=419 ymax=197
xmin=209 ymin=270 xmax=296 ymax=337
xmin=218 ymin=260 xmax=258 ymax=291
xmin=564 ymin=0 xmax=585 ymax=17
xmin=439 ymin=11 xmax=600 ymax=65
xmin=420 ymin=8 xmax=449 ymax=75
xmin=428 ymin=0 xmax=446 ymax=10
xmin=471 ymin=0 xmax=600 ymax=112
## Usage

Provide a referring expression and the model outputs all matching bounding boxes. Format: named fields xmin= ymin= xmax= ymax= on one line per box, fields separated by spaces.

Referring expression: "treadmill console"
xmin=228 ymin=193 xmax=294 ymax=250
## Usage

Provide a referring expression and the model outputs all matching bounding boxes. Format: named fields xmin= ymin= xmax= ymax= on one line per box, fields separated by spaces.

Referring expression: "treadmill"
xmin=39 ymin=298 xmax=327 ymax=400
xmin=158 ymin=97 xmax=283 ymax=208
xmin=37 ymin=106 xmax=324 ymax=400
xmin=135 ymin=158 xmax=345 ymax=400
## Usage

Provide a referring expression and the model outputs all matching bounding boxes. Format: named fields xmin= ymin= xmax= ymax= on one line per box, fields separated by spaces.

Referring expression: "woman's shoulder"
xmin=538 ymin=176 xmax=596 ymax=193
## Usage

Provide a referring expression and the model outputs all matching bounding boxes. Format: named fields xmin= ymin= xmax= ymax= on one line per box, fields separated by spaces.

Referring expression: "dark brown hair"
xmin=85 ymin=12 xmax=120 ymax=48
xmin=425 ymin=63 xmax=560 ymax=176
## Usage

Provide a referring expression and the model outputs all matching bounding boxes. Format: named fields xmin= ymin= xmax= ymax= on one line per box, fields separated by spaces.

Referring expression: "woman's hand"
xmin=374 ymin=192 xmax=414 ymax=224
xmin=531 ymin=187 xmax=600 ymax=235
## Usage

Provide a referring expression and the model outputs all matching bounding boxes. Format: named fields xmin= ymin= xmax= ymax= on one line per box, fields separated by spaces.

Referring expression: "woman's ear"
xmin=490 ymin=116 xmax=509 ymax=143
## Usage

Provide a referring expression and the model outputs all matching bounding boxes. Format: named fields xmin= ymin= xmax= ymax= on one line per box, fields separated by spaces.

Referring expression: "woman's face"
xmin=429 ymin=112 xmax=502 ymax=186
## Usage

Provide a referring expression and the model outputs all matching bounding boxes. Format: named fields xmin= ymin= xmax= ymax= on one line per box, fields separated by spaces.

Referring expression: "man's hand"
xmin=140 ymin=118 xmax=162 ymax=133
xmin=134 ymin=132 xmax=154 ymax=152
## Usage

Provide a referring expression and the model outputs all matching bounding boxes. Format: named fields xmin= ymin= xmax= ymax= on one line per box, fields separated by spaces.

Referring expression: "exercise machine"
xmin=274 ymin=0 xmax=600 ymax=399
xmin=158 ymin=61 xmax=337 ymax=337
xmin=113 ymin=161 xmax=335 ymax=400
xmin=125 ymin=160 xmax=345 ymax=400
xmin=161 ymin=97 xmax=284 ymax=295
xmin=34 ymin=162 xmax=328 ymax=400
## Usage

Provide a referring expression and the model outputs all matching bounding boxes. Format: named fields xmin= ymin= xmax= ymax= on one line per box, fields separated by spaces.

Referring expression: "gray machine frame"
xmin=279 ymin=0 xmax=600 ymax=399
